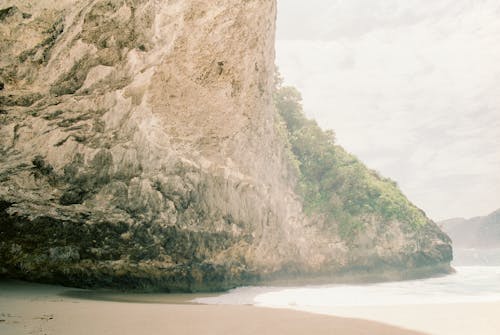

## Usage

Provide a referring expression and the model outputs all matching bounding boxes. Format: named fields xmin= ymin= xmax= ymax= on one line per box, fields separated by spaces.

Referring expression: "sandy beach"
xmin=0 ymin=280 xmax=424 ymax=335
xmin=319 ymin=302 xmax=500 ymax=335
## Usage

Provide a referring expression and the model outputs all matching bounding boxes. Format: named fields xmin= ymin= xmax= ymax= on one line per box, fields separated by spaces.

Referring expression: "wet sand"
xmin=0 ymin=280 xmax=425 ymax=335
xmin=320 ymin=302 xmax=500 ymax=335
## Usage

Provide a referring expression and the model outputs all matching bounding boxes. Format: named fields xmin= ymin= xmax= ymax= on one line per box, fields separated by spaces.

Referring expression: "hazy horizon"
xmin=275 ymin=0 xmax=500 ymax=221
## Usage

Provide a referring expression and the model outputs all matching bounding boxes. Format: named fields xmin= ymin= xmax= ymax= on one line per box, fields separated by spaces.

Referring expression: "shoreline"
xmin=310 ymin=301 xmax=500 ymax=335
xmin=0 ymin=279 xmax=425 ymax=335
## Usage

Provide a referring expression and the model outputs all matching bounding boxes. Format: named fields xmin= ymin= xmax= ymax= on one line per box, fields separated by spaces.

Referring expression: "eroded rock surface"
xmin=0 ymin=0 xmax=451 ymax=291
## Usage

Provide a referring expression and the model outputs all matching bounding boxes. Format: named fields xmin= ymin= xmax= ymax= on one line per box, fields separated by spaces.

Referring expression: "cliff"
xmin=0 ymin=0 xmax=451 ymax=291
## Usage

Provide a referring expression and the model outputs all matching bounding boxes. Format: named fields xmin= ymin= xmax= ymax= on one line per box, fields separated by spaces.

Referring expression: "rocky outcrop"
xmin=0 ymin=0 xmax=451 ymax=291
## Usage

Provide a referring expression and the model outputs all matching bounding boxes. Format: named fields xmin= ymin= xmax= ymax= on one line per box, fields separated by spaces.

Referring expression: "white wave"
xmin=194 ymin=266 xmax=500 ymax=307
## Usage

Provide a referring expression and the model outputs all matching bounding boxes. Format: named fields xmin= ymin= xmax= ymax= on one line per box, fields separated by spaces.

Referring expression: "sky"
xmin=275 ymin=0 xmax=500 ymax=221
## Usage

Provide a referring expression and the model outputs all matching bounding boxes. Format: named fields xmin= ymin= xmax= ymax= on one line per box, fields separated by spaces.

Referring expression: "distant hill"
xmin=439 ymin=209 xmax=500 ymax=265
xmin=439 ymin=209 xmax=500 ymax=249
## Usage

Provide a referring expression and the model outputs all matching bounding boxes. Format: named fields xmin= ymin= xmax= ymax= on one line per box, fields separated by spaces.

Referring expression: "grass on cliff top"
xmin=273 ymin=83 xmax=428 ymax=239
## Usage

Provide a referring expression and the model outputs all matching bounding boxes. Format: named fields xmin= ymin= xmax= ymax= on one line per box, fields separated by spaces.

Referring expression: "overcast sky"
xmin=275 ymin=0 xmax=500 ymax=221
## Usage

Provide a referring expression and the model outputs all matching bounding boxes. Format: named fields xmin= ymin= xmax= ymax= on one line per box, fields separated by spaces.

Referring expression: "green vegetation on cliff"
xmin=274 ymin=82 xmax=428 ymax=240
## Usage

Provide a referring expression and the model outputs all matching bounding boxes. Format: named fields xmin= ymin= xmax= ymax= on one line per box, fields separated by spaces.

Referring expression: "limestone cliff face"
xmin=0 ymin=0 xmax=451 ymax=291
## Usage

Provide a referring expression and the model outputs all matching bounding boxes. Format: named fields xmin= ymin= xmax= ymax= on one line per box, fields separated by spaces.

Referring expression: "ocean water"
xmin=194 ymin=266 xmax=500 ymax=334
xmin=194 ymin=266 xmax=500 ymax=308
